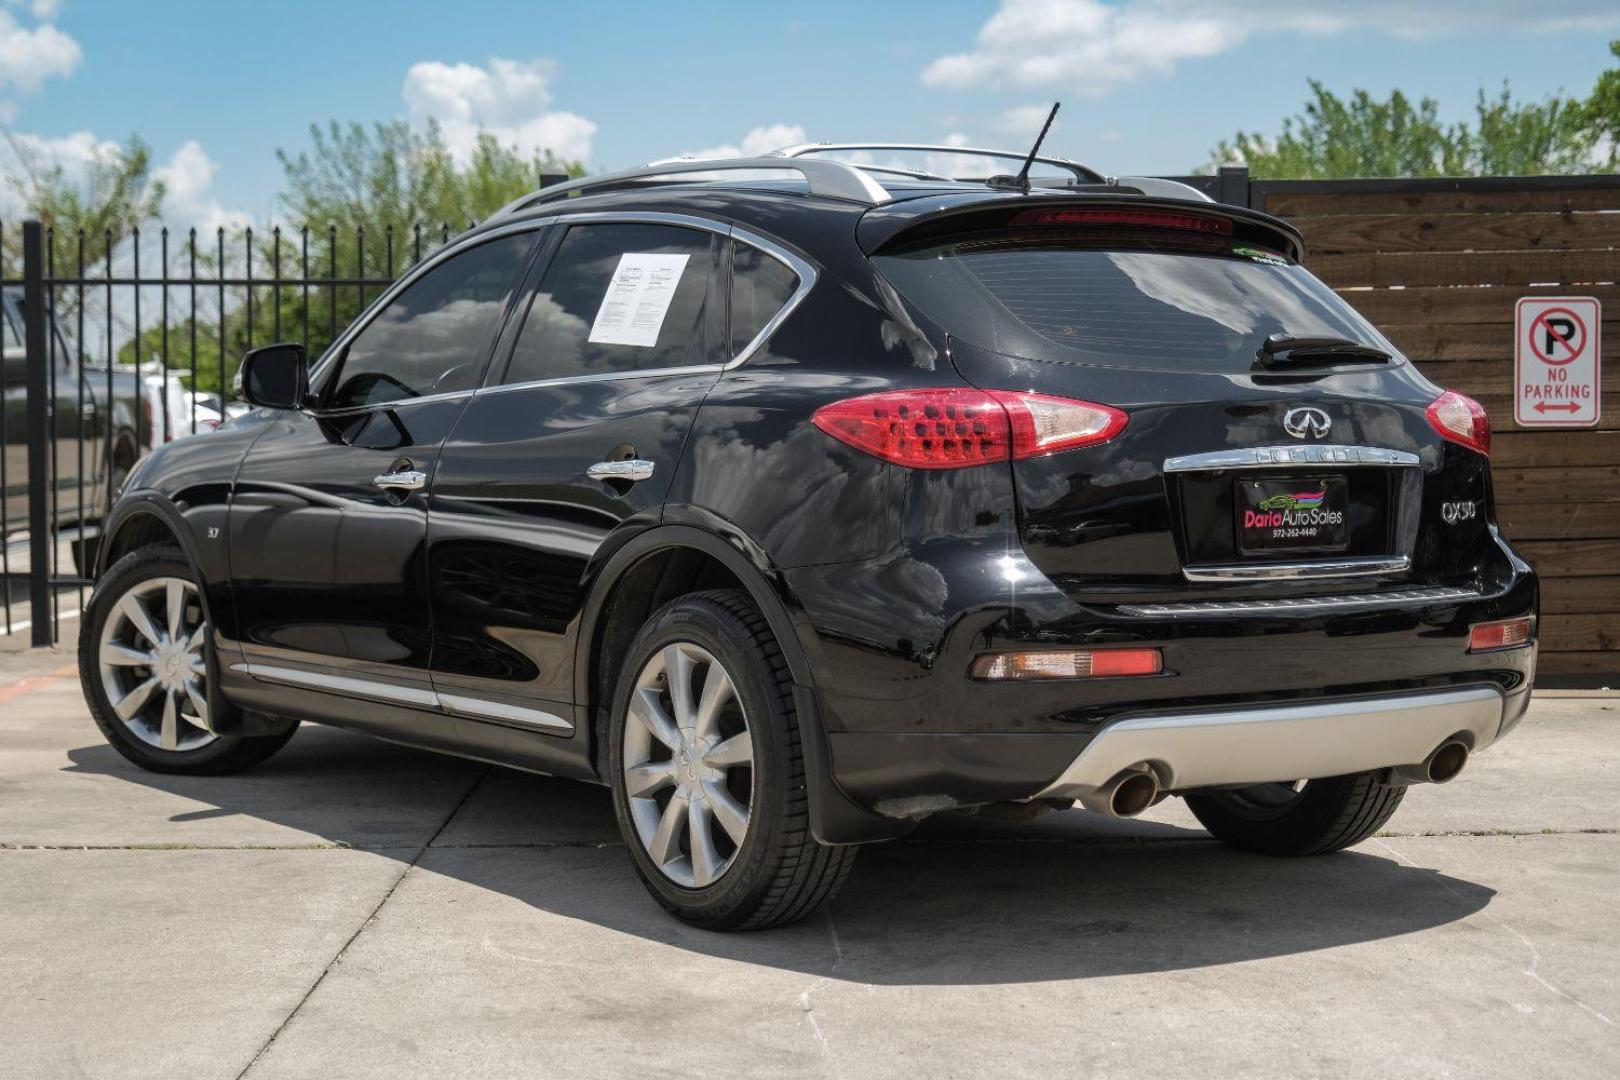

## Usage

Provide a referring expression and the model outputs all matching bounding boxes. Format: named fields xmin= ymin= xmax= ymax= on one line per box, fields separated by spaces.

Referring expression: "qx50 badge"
xmin=1283 ymin=406 xmax=1332 ymax=440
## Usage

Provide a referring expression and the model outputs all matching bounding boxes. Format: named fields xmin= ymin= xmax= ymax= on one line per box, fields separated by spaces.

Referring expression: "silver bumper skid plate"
xmin=1036 ymin=687 xmax=1506 ymax=799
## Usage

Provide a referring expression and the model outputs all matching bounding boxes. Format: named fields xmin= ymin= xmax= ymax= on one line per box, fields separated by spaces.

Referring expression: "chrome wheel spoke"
xmin=688 ymin=802 xmax=721 ymax=887
xmin=184 ymin=678 xmax=209 ymax=724
xmin=663 ymin=645 xmax=696 ymax=728
xmin=704 ymin=781 xmax=750 ymax=845
xmin=100 ymin=642 xmax=153 ymax=667
xmin=648 ymin=794 xmax=688 ymax=866
xmin=165 ymin=580 xmax=187 ymax=640
xmin=116 ymin=593 xmax=164 ymax=648
xmin=703 ymin=732 xmax=752 ymax=768
xmin=625 ymin=761 xmax=676 ymax=797
xmin=158 ymin=690 xmax=180 ymax=750
xmin=113 ymin=677 xmax=159 ymax=721
xmin=186 ymin=624 xmax=206 ymax=652
xmin=631 ymin=689 xmax=681 ymax=751
xmin=692 ymin=664 xmax=734 ymax=742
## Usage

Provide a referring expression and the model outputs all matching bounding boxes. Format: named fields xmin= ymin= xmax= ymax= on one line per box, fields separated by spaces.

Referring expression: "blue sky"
xmin=3 ymin=0 xmax=1618 ymax=226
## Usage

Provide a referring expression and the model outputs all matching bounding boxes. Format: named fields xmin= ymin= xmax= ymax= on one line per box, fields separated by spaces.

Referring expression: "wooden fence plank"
xmin=1534 ymin=651 xmax=1619 ymax=677
xmin=1516 ymin=539 xmax=1620 ymax=577
xmin=1497 ymin=502 xmax=1620 ymax=540
xmin=1304 ymin=212 xmax=1620 ymax=255
xmin=1265 ymin=187 xmax=1620 ymax=217
xmin=1413 ymin=361 xmax=1620 ymax=396
xmin=1493 ymin=465 xmax=1620 ymax=503
xmin=1383 ymin=322 xmax=1619 ymax=362
xmin=1468 ymin=393 xmax=1620 ymax=432
xmin=1540 ymin=613 xmax=1620 ymax=653
xmin=1340 ymin=284 xmax=1620 ymax=326
xmin=1542 ymin=576 xmax=1620 ymax=615
xmin=1489 ymin=430 xmax=1620 ymax=468
xmin=1312 ymin=249 xmax=1620 ymax=289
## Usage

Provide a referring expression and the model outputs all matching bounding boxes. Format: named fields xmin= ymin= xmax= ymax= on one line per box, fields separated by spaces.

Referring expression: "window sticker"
xmin=1231 ymin=245 xmax=1289 ymax=266
xmin=587 ymin=252 xmax=691 ymax=348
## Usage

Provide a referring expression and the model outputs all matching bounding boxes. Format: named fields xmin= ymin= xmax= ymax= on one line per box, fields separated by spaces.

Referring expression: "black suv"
xmin=78 ymin=144 xmax=1537 ymax=930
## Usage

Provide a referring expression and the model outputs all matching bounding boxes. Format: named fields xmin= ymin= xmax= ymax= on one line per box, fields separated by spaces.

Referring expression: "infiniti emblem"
xmin=1283 ymin=406 xmax=1332 ymax=440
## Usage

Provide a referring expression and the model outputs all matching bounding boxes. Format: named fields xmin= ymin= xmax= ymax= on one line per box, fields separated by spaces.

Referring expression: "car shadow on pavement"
xmin=64 ymin=725 xmax=1495 ymax=986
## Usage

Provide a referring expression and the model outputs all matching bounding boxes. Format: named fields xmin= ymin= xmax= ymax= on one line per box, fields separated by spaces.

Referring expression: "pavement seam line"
xmin=231 ymin=763 xmax=494 ymax=1080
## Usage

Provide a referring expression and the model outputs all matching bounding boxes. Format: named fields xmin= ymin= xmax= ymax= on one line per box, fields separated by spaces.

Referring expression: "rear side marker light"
xmin=1427 ymin=390 xmax=1491 ymax=457
xmin=971 ymin=648 xmax=1163 ymax=681
xmin=812 ymin=388 xmax=1127 ymax=469
xmin=1469 ymin=617 xmax=1533 ymax=653
xmin=1009 ymin=208 xmax=1234 ymax=236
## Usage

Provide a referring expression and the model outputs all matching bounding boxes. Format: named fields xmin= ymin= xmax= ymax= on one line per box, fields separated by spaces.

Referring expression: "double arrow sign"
xmin=1532 ymin=401 xmax=1582 ymax=414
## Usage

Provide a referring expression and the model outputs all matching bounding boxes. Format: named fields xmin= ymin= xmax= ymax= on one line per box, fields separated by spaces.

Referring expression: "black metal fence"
xmin=0 ymin=218 xmax=475 ymax=646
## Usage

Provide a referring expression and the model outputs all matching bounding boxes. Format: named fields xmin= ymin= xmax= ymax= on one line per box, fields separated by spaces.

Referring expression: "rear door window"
xmin=875 ymin=229 xmax=1394 ymax=374
xmin=730 ymin=240 xmax=801 ymax=357
xmin=500 ymin=223 xmax=717 ymax=384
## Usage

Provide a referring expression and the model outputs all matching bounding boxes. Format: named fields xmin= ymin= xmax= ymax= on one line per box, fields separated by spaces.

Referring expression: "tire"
xmin=1184 ymin=772 xmax=1406 ymax=856
xmin=606 ymin=589 xmax=856 ymax=930
xmin=78 ymin=544 xmax=297 ymax=775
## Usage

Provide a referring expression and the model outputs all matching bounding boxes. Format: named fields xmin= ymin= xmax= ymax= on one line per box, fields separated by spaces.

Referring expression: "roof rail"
xmin=491 ymin=156 xmax=892 ymax=218
xmin=771 ymin=142 xmax=1108 ymax=184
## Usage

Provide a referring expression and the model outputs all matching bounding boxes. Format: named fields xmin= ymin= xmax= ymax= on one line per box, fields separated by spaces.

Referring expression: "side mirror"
xmin=239 ymin=342 xmax=308 ymax=410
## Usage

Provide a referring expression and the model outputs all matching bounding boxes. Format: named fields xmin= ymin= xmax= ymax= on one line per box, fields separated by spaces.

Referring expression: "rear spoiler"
xmin=857 ymin=192 xmax=1306 ymax=262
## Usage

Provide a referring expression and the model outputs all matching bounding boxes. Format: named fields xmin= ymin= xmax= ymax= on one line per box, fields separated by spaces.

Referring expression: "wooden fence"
xmin=1175 ymin=171 xmax=1619 ymax=684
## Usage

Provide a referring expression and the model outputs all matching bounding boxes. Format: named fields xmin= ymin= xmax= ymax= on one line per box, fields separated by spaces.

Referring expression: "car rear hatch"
xmin=868 ymin=197 xmax=1502 ymax=607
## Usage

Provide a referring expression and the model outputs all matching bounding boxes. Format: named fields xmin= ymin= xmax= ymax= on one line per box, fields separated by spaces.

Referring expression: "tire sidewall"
xmin=608 ymin=595 xmax=794 ymax=924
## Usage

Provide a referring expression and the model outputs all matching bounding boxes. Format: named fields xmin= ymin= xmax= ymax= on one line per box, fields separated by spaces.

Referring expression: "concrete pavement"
xmin=2 ymin=647 xmax=1616 ymax=1079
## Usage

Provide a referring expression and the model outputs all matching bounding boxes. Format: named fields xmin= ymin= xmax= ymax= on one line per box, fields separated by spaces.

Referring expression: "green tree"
xmin=121 ymin=120 xmax=582 ymax=394
xmin=1574 ymin=40 xmax=1620 ymax=170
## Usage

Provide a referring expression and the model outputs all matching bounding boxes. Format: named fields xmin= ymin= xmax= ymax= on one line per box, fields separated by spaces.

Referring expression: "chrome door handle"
xmin=587 ymin=459 xmax=655 ymax=482
xmin=373 ymin=469 xmax=427 ymax=492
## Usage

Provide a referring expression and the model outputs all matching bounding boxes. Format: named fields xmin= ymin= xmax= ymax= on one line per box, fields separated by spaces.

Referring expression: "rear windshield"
xmin=873 ymin=230 xmax=1395 ymax=374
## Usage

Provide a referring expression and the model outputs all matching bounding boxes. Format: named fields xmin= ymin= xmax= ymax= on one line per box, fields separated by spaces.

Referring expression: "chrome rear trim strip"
xmin=1118 ymin=585 xmax=1481 ymax=617
xmin=1182 ymin=556 xmax=1410 ymax=582
xmin=232 ymin=664 xmax=574 ymax=734
xmin=1164 ymin=445 xmax=1420 ymax=472
xmin=1035 ymin=687 xmax=1505 ymax=798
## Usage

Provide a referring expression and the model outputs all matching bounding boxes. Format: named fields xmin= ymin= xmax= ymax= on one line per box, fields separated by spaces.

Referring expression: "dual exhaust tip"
xmin=1078 ymin=738 xmax=1472 ymax=820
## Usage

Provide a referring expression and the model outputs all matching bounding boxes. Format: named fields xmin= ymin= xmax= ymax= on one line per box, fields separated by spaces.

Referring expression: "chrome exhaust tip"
xmin=1079 ymin=767 xmax=1160 ymax=819
xmin=1425 ymin=739 xmax=1470 ymax=784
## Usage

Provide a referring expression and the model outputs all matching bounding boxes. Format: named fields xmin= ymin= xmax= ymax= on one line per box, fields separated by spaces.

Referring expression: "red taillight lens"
xmin=971 ymin=648 xmax=1163 ymax=680
xmin=1008 ymin=208 xmax=1234 ymax=235
xmin=811 ymin=388 xmax=1126 ymax=469
xmin=1468 ymin=617 xmax=1533 ymax=653
xmin=1426 ymin=390 xmax=1490 ymax=457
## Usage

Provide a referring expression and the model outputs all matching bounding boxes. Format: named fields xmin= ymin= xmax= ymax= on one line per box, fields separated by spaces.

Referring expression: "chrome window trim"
xmin=232 ymin=663 xmax=575 ymax=735
xmin=1164 ymin=445 xmax=1421 ymax=473
xmin=1182 ymin=556 xmax=1412 ymax=583
xmin=305 ymin=211 xmax=817 ymax=416
xmin=1117 ymin=585 xmax=1481 ymax=618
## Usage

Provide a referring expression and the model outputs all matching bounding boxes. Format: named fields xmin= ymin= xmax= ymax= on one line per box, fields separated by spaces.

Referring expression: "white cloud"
xmin=0 ymin=129 xmax=115 ymax=218
xmin=684 ymin=123 xmax=809 ymax=161
xmin=153 ymin=140 xmax=252 ymax=234
xmin=993 ymin=104 xmax=1063 ymax=139
xmin=402 ymin=57 xmax=597 ymax=165
xmin=0 ymin=7 xmax=79 ymax=96
xmin=923 ymin=0 xmax=1620 ymax=97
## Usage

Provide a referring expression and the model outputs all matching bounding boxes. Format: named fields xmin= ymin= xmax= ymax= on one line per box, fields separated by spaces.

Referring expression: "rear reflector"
xmin=1426 ymin=390 xmax=1491 ymax=457
xmin=1009 ymin=208 xmax=1234 ymax=236
xmin=971 ymin=648 xmax=1163 ymax=681
xmin=1468 ymin=617 xmax=1533 ymax=653
xmin=812 ymin=388 xmax=1127 ymax=469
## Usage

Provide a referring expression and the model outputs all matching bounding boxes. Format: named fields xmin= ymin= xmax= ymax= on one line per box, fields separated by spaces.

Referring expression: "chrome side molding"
xmin=1182 ymin=556 xmax=1410 ymax=582
xmin=1118 ymin=584 xmax=1482 ymax=617
xmin=1164 ymin=445 xmax=1421 ymax=472
xmin=232 ymin=663 xmax=574 ymax=735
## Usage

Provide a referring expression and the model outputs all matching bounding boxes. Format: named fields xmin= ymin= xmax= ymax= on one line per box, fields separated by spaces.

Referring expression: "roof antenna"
xmin=988 ymin=102 xmax=1060 ymax=192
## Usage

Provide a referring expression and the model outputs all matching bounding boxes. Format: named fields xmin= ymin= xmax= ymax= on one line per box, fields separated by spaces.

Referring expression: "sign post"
xmin=1515 ymin=297 xmax=1602 ymax=428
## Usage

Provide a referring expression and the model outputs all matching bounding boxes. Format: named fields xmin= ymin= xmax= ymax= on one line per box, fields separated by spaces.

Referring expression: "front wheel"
xmin=1184 ymin=772 xmax=1406 ymax=856
xmin=607 ymin=590 xmax=856 ymax=930
xmin=79 ymin=545 xmax=297 ymax=775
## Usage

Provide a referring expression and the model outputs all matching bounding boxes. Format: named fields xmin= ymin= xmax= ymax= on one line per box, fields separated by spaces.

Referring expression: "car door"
xmin=425 ymin=217 xmax=731 ymax=735
xmin=226 ymin=228 xmax=541 ymax=702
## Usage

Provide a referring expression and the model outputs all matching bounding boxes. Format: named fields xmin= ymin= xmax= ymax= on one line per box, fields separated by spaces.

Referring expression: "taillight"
xmin=1008 ymin=208 xmax=1233 ymax=235
xmin=811 ymin=388 xmax=1126 ymax=469
xmin=1426 ymin=390 xmax=1490 ymax=457
xmin=1468 ymin=617 xmax=1533 ymax=653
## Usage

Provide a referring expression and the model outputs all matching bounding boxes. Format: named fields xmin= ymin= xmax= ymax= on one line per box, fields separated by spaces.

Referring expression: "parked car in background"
xmin=76 ymin=143 xmax=1537 ymax=930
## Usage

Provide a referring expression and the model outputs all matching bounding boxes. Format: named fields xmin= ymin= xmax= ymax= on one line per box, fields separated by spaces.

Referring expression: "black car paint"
xmin=98 ymin=182 xmax=1538 ymax=842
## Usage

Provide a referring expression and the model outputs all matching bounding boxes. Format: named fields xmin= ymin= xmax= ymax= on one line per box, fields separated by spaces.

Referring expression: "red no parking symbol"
xmin=1528 ymin=306 xmax=1586 ymax=366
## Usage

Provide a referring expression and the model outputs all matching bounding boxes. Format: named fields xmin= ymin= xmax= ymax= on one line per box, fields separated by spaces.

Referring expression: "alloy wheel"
xmin=96 ymin=576 xmax=215 ymax=752
xmin=622 ymin=642 xmax=755 ymax=888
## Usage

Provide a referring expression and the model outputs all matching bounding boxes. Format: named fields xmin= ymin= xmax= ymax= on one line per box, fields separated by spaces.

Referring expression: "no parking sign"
xmin=1515 ymin=297 xmax=1601 ymax=428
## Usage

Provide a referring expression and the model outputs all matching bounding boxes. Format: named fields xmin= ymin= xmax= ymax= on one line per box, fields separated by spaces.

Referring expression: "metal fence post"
xmin=21 ymin=221 xmax=52 ymax=646
xmin=1216 ymin=165 xmax=1251 ymax=208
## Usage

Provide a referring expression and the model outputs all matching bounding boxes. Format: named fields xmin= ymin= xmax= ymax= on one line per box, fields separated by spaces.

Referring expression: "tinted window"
xmin=502 ymin=223 xmax=713 ymax=384
xmin=730 ymin=241 xmax=799 ymax=356
xmin=326 ymin=232 xmax=535 ymax=410
xmin=875 ymin=231 xmax=1393 ymax=374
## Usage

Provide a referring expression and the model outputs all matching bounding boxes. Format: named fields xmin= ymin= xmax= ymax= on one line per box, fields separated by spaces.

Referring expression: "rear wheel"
xmin=79 ymin=545 xmax=296 ymax=775
xmin=607 ymin=590 xmax=856 ymax=930
xmin=1184 ymin=772 xmax=1405 ymax=856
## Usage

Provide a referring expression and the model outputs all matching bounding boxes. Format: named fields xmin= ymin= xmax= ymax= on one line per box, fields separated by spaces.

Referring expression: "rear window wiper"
xmin=1256 ymin=334 xmax=1392 ymax=370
